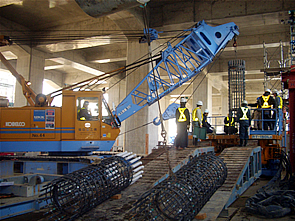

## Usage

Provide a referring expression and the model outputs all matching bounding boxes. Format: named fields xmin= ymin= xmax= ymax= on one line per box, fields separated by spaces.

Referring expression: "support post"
xmin=282 ymin=66 xmax=295 ymax=172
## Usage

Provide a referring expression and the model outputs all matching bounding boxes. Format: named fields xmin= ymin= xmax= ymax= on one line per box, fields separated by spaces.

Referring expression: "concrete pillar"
xmin=221 ymin=87 xmax=228 ymax=116
xmin=15 ymin=53 xmax=30 ymax=107
xmin=124 ymin=39 xmax=158 ymax=155
xmin=15 ymin=48 xmax=45 ymax=107
xmin=108 ymin=74 xmax=126 ymax=150
xmin=29 ymin=49 xmax=45 ymax=95
xmin=192 ymin=71 xmax=210 ymax=112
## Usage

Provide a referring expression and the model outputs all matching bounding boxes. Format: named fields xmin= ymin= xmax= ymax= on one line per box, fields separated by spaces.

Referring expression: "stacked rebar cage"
xmin=39 ymin=152 xmax=144 ymax=220
xmin=228 ymin=59 xmax=246 ymax=117
xmin=128 ymin=153 xmax=227 ymax=221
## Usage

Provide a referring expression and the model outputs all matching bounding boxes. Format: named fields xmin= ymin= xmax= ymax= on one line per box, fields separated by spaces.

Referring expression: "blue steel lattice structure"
xmin=114 ymin=21 xmax=239 ymax=123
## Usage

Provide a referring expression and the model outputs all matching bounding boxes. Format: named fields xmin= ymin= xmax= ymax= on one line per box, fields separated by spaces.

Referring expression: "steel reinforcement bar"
xmin=39 ymin=152 xmax=143 ymax=220
xmin=128 ymin=153 xmax=227 ymax=221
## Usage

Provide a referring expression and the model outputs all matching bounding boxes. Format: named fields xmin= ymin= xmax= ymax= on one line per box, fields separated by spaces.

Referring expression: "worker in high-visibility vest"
xmin=175 ymin=97 xmax=190 ymax=149
xmin=202 ymin=109 xmax=215 ymax=134
xmin=237 ymin=100 xmax=251 ymax=147
xmin=272 ymin=89 xmax=283 ymax=129
xmin=257 ymin=89 xmax=276 ymax=130
xmin=192 ymin=100 xmax=203 ymax=145
xmin=224 ymin=113 xmax=237 ymax=135
xmin=78 ymin=101 xmax=92 ymax=121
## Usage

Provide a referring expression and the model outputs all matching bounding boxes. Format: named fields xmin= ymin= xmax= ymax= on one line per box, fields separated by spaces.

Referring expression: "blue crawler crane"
xmin=113 ymin=20 xmax=239 ymax=124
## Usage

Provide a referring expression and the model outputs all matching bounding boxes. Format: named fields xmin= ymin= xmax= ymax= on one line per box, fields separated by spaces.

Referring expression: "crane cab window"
xmin=102 ymin=97 xmax=112 ymax=125
xmin=77 ymin=97 xmax=99 ymax=121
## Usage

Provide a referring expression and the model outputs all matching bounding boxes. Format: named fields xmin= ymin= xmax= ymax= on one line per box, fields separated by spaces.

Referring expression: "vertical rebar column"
xmin=228 ymin=60 xmax=245 ymax=117
xmin=128 ymin=153 xmax=227 ymax=221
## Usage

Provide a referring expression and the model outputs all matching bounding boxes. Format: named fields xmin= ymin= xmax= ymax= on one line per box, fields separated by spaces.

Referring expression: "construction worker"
xmin=78 ymin=101 xmax=92 ymax=121
xmin=248 ymin=96 xmax=262 ymax=130
xmin=202 ymin=109 xmax=215 ymax=134
xmin=224 ymin=113 xmax=237 ymax=135
xmin=257 ymin=89 xmax=276 ymax=130
xmin=272 ymin=89 xmax=283 ymax=129
xmin=237 ymin=100 xmax=251 ymax=147
xmin=175 ymin=97 xmax=190 ymax=149
xmin=192 ymin=100 xmax=203 ymax=144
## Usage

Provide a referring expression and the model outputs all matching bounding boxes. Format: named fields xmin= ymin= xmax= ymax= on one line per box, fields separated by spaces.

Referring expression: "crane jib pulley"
xmin=113 ymin=20 xmax=239 ymax=123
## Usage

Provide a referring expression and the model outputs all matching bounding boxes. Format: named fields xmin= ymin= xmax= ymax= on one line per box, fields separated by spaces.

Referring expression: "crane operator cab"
xmin=67 ymin=91 xmax=120 ymax=142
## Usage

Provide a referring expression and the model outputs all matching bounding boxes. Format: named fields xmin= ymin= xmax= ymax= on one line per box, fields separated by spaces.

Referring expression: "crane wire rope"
xmin=117 ymin=29 xmax=235 ymax=142
xmin=142 ymin=3 xmax=175 ymax=179
xmin=103 ymin=27 xmax=194 ymax=93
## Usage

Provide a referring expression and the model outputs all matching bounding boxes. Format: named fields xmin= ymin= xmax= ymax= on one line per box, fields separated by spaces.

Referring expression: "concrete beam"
xmin=36 ymin=16 xmax=125 ymax=52
xmin=86 ymin=43 xmax=127 ymax=63
xmin=149 ymin=0 xmax=293 ymax=28
xmin=0 ymin=0 xmax=23 ymax=7
xmin=44 ymin=70 xmax=65 ymax=88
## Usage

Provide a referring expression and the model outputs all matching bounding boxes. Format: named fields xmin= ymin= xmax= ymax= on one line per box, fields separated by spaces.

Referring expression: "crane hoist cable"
xmin=141 ymin=3 xmax=178 ymax=179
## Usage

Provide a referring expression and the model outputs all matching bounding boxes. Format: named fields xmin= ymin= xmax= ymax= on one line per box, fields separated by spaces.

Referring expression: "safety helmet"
xmin=197 ymin=100 xmax=203 ymax=106
xmin=204 ymin=109 xmax=209 ymax=113
xmin=242 ymin=100 xmax=248 ymax=105
xmin=273 ymin=89 xmax=278 ymax=94
xmin=84 ymin=101 xmax=89 ymax=105
xmin=180 ymin=97 xmax=187 ymax=103
xmin=265 ymin=88 xmax=271 ymax=93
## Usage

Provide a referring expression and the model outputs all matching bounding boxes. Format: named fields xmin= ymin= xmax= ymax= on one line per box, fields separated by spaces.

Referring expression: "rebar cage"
xmin=128 ymin=153 xmax=227 ymax=221
xmin=228 ymin=59 xmax=246 ymax=117
xmin=40 ymin=155 xmax=136 ymax=220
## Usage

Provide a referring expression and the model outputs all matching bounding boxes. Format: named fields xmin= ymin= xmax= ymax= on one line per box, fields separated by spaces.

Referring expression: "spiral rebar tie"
xmin=129 ymin=153 xmax=227 ymax=221
xmin=39 ymin=152 xmax=144 ymax=220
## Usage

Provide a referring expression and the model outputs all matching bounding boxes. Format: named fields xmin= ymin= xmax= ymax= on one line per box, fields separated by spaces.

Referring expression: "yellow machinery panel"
xmin=30 ymin=108 xmax=61 ymax=139
xmin=61 ymin=93 xmax=76 ymax=140
xmin=0 ymin=109 xmax=31 ymax=139
xmin=0 ymin=107 xmax=61 ymax=141
xmin=0 ymin=91 xmax=120 ymax=150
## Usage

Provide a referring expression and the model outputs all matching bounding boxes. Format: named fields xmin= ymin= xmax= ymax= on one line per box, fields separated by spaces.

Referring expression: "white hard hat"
xmin=180 ymin=97 xmax=187 ymax=103
xmin=273 ymin=89 xmax=278 ymax=94
xmin=197 ymin=100 xmax=203 ymax=106
xmin=242 ymin=100 xmax=248 ymax=105
xmin=265 ymin=88 xmax=271 ymax=93
xmin=204 ymin=109 xmax=209 ymax=113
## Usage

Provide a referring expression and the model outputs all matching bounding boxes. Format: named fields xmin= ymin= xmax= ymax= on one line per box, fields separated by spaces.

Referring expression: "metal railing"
xmin=249 ymin=108 xmax=283 ymax=136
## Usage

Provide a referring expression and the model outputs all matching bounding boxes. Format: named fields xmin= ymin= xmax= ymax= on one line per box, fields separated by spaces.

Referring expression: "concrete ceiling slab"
xmin=0 ymin=0 xmax=293 ymax=105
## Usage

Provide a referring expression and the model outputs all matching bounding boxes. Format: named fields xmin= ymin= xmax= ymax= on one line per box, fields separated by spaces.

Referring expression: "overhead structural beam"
xmin=38 ymin=34 xmax=127 ymax=53
xmin=74 ymin=0 xmax=143 ymax=18
xmin=86 ymin=43 xmax=127 ymax=63
xmin=0 ymin=0 xmax=23 ymax=7
xmin=45 ymin=57 xmax=104 ymax=76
